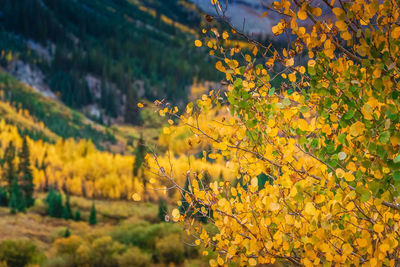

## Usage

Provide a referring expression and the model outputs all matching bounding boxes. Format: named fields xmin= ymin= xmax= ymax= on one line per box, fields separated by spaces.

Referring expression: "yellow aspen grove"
xmin=158 ymin=0 xmax=400 ymax=266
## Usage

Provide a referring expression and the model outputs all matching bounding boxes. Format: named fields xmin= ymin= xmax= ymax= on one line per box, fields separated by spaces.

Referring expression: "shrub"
xmin=28 ymin=198 xmax=47 ymax=215
xmin=111 ymin=221 xmax=181 ymax=250
xmin=89 ymin=236 xmax=124 ymax=267
xmin=0 ymin=240 xmax=44 ymax=267
xmin=53 ymin=235 xmax=90 ymax=267
xmin=117 ymin=247 xmax=151 ymax=267
xmin=155 ymin=234 xmax=184 ymax=264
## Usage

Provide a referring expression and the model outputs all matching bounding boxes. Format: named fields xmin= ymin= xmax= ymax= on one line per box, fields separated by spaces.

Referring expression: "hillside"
xmin=0 ymin=70 xmax=121 ymax=147
xmin=0 ymin=0 xmax=219 ymax=125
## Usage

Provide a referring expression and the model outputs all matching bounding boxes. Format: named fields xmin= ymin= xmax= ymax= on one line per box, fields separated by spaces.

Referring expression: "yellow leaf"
xmin=342 ymin=243 xmax=353 ymax=255
xmin=249 ymin=258 xmax=257 ymax=266
xmin=298 ymin=9 xmax=307 ymax=20
xmin=132 ymin=193 xmax=141 ymax=201
xmin=304 ymin=202 xmax=316 ymax=215
xmin=172 ymin=208 xmax=180 ymax=220
xmin=361 ymin=103 xmax=373 ymax=120
xmin=391 ymin=26 xmax=400 ymax=39
xmin=288 ymin=73 xmax=296 ymax=82
xmin=344 ymin=173 xmax=355 ymax=182
xmin=194 ymin=40 xmax=202 ymax=47
xmin=373 ymin=224 xmax=384 ymax=233
xmin=163 ymin=127 xmax=171 ymax=134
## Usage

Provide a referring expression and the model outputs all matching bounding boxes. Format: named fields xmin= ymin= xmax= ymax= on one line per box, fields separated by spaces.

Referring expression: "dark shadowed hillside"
xmin=0 ymin=0 xmax=220 ymax=125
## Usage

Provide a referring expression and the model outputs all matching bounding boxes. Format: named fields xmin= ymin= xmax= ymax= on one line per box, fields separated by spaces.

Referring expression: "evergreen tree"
xmin=133 ymin=135 xmax=147 ymax=196
xmin=3 ymin=141 xmax=16 ymax=195
xmin=74 ymin=209 xmax=81 ymax=221
xmin=9 ymin=178 xmax=25 ymax=214
xmin=46 ymin=188 xmax=63 ymax=218
xmin=64 ymin=228 xmax=71 ymax=238
xmin=89 ymin=201 xmax=97 ymax=225
xmin=62 ymin=193 xmax=72 ymax=220
xmin=124 ymin=87 xmax=140 ymax=125
xmin=158 ymin=198 xmax=168 ymax=222
xmin=18 ymin=136 xmax=34 ymax=207
xmin=0 ymin=187 xmax=8 ymax=207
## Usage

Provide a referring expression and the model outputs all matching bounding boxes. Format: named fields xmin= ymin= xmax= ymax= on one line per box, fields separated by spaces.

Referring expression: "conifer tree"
xmin=89 ymin=201 xmax=97 ymax=225
xmin=0 ymin=187 xmax=8 ymax=207
xmin=46 ymin=188 xmax=63 ymax=218
xmin=62 ymin=193 xmax=72 ymax=220
xmin=18 ymin=136 xmax=34 ymax=207
xmin=64 ymin=228 xmax=71 ymax=238
xmin=74 ymin=209 xmax=81 ymax=221
xmin=133 ymin=135 xmax=147 ymax=195
xmin=9 ymin=177 xmax=25 ymax=214
xmin=3 ymin=141 xmax=16 ymax=195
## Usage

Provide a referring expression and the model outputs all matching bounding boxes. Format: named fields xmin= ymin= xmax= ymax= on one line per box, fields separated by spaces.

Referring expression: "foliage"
xmin=0 ymin=187 xmax=7 ymax=207
xmin=0 ymin=72 xmax=115 ymax=147
xmin=18 ymin=136 xmax=34 ymax=207
xmin=0 ymin=240 xmax=43 ymax=267
xmin=157 ymin=198 xmax=168 ymax=222
xmin=46 ymin=188 xmax=63 ymax=218
xmin=117 ymin=246 xmax=151 ymax=267
xmin=89 ymin=202 xmax=97 ymax=226
xmin=73 ymin=209 xmax=81 ymax=221
xmin=9 ymin=177 xmax=25 ymax=214
xmin=155 ymin=233 xmax=185 ymax=264
xmin=157 ymin=0 xmax=400 ymax=265
xmin=110 ymin=221 xmax=182 ymax=251
xmin=62 ymin=194 xmax=71 ymax=220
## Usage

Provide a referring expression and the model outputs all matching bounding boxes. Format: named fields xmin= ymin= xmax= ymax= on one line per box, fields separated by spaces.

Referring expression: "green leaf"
xmin=338 ymin=133 xmax=346 ymax=144
xmin=360 ymin=190 xmax=371 ymax=202
xmin=394 ymin=154 xmax=400 ymax=163
xmin=394 ymin=171 xmax=400 ymax=181
xmin=344 ymin=109 xmax=355 ymax=120
xmin=269 ymin=87 xmax=275 ymax=96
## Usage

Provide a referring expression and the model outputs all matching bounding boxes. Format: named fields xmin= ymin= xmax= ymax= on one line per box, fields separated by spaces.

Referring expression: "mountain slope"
xmin=0 ymin=70 xmax=117 ymax=147
xmin=0 ymin=0 xmax=219 ymax=124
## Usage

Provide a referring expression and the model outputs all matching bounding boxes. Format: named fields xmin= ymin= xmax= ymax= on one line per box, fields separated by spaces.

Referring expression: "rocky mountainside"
xmin=0 ymin=0 xmax=218 ymax=125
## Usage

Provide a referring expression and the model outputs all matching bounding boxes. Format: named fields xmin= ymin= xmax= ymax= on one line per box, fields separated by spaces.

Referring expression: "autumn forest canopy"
xmin=0 ymin=0 xmax=400 ymax=266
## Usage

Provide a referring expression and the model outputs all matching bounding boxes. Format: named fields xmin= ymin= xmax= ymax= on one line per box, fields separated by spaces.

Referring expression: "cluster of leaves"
xmin=157 ymin=0 xmax=400 ymax=266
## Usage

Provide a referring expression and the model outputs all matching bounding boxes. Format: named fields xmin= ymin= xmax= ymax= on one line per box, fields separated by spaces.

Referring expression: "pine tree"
xmin=124 ymin=87 xmax=141 ymax=125
xmin=133 ymin=135 xmax=147 ymax=196
xmin=62 ymin=193 xmax=72 ymax=220
xmin=158 ymin=198 xmax=168 ymax=222
xmin=46 ymin=188 xmax=63 ymax=218
xmin=89 ymin=201 xmax=97 ymax=225
xmin=3 ymin=141 xmax=16 ymax=195
xmin=9 ymin=178 xmax=25 ymax=214
xmin=18 ymin=136 xmax=34 ymax=207
xmin=64 ymin=228 xmax=71 ymax=238
xmin=74 ymin=209 xmax=81 ymax=221
xmin=0 ymin=187 xmax=8 ymax=207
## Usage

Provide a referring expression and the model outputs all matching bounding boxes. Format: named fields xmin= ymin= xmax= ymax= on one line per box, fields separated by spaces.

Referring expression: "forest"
xmin=1 ymin=0 xmax=400 ymax=266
